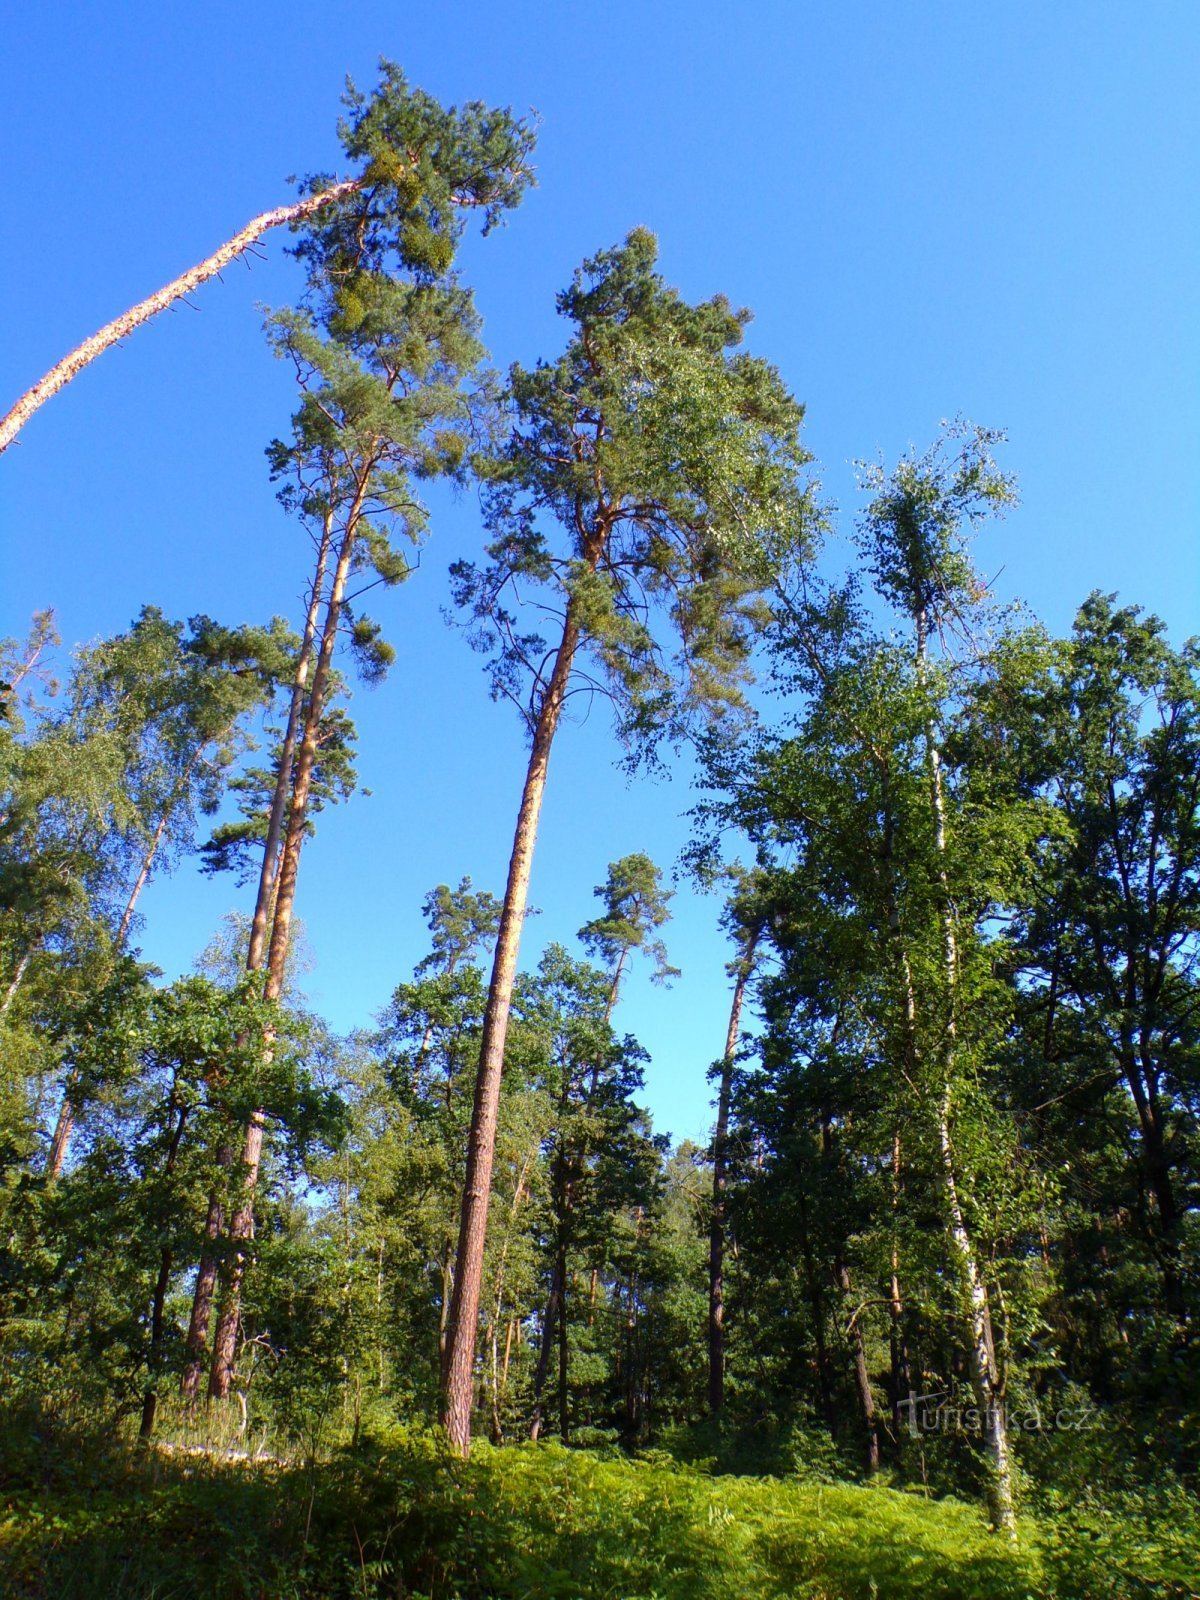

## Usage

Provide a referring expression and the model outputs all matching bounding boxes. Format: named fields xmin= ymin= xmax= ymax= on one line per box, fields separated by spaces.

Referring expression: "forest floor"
xmin=1 ymin=1421 xmax=1197 ymax=1599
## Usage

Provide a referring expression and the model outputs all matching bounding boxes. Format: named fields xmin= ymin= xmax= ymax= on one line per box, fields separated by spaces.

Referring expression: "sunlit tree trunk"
xmin=208 ymin=486 xmax=366 ymax=1399
xmin=1 ymin=946 xmax=33 ymax=1020
xmin=442 ymin=597 xmax=584 ymax=1453
xmin=916 ymin=605 xmax=1016 ymax=1537
xmin=181 ymin=530 xmax=330 ymax=1399
xmin=0 ymin=181 xmax=362 ymax=454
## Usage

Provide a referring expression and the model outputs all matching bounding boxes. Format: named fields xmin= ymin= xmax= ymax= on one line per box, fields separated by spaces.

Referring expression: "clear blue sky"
xmin=3 ymin=2 xmax=1197 ymax=1142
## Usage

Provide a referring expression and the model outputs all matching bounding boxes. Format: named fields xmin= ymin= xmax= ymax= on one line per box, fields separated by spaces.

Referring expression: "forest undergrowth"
xmin=2 ymin=1406 xmax=1197 ymax=1600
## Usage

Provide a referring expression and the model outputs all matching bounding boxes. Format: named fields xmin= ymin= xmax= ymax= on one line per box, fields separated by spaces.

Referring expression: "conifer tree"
xmin=183 ymin=75 xmax=534 ymax=1403
xmin=441 ymin=229 xmax=813 ymax=1451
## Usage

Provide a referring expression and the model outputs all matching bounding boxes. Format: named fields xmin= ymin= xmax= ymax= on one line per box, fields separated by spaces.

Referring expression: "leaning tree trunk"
xmin=441 ymin=598 xmax=584 ymax=1454
xmin=208 ymin=497 xmax=363 ymax=1400
xmin=708 ymin=930 xmax=759 ymax=1414
xmin=0 ymin=180 xmax=362 ymax=455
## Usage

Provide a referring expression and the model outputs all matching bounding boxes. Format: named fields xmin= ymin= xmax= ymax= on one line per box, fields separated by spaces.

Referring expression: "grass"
xmin=1 ymin=1419 xmax=1197 ymax=1598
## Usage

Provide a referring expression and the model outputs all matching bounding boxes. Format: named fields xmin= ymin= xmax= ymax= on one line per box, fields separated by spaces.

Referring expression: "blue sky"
xmin=3 ymin=2 xmax=1197 ymax=1142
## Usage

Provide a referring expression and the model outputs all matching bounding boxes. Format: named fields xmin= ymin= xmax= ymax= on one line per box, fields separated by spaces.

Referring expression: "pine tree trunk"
xmin=247 ymin=515 xmax=332 ymax=973
xmin=181 ymin=526 xmax=331 ymax=1391
xmin=708 ymin=936 xmax=757 ymax=1414
xmin=180 ymin=1182 xmax=226 ymax=1404
xmin=0 ymin=180 xmax=362 ymax=454
xmin=441 ymin=599 xmax=583 ymax=1454
xmin=46 ymin=1091 xmax=74 ymax=1183
xmin=208 ymin=497 xmax=363 ymax=1400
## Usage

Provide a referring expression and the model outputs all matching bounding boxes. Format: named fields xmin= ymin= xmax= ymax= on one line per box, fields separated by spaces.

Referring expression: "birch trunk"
xmin=1 ymin=946 xmax=33 ymax=1019
xmin=917 ymin=606 xmax=1016 ymax=1537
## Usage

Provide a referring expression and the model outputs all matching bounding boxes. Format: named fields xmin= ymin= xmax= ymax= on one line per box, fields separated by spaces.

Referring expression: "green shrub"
xmin=3 ymin=1415 xmax=1197 ymax=1599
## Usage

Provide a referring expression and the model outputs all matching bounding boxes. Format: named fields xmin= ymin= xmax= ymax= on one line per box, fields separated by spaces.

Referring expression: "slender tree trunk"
xmin=708 ymin=933 xmax=758 ymax=1414
xmin=888 ymin=1132 xmax=913 ymax=1434
xmin=247 ymin=515 xmax=332 ymax=973
xmin=0 ymin=180 xmax=363 ymax=455
xmin=557 ymin=1254 xmax=570 ymax=1443
xmin=207 ymin=1113 xmax=265 ymax=1398
xmin=180 ymin=1181 xmax=226 ymax=1403
xmin=441 ymin=598 xmax=584 ymax=1454
xmin=46 ymin=1090 xmax=75 ymax=1183
xmin=208 ymin=497 xmax=364 ymax=1400
xmin=117 ymin=798 xmax=180 ymax=946
xmin=838 ymin=1262 xmax=880 ymax=1473
xmin=796 ymin=1189 xmax=838 ymax=1441
xmin=529 ymin=1255 xmax=563 ymax=1442
xmin=181 ymin=534 xmax=330 ymax=1393
xmin=140 ymin=1097 xmax=191 ymax=1439
xmin=917 ymin=607 xmax=1016 ymax=1537
xmin=0 ymin=945 xmax=33 ymax=1019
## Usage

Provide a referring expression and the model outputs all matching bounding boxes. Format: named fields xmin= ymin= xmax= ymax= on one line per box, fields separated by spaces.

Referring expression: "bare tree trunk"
xmin=917 ymin=606 xmax=1016 ymax=1537
xmin=0 ymin=180 xmax=362 ymax=454
xmin=208 ymin=496 xmax=364 ymax=1399
xmin=529 ymin=1256 xmax=563 ymax=1443
xmin=557 ymin=1257 xmax=570 ymax=1443
xmin=441 ymin=599 xmax=583 ymax=1454
xmin=838 ymin=1262 xmax=880 ymax=1473
xmin=708 ymin=934 xmax=758 ymax=1414
xmin=181 ymin=539 xmax=329 ymax=1391
xmin=46 ymin=1091 xmax=75 ymax=1183
xmin=0 ymin=946 xmax=33 ymax=1019
xmin=247 ymin=514 xmax=332 ymax=973
xmin=140 ymin=1097 xmax=191 ymax=1439
xmin=180 ymin=1183 xmax=226 ymax=1404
